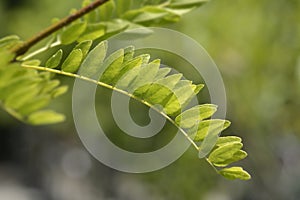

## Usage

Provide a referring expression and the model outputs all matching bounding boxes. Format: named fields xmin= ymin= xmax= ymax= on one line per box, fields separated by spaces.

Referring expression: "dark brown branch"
xmin=11 ymin=0 xmax=109 ymax=58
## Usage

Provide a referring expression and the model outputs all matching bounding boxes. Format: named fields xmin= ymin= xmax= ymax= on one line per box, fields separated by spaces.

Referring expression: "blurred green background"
xmin=1 ymin=0 xmax=300 ymax=199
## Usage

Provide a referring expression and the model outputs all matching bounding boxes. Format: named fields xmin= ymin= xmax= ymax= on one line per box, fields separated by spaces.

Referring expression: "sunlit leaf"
xmin=129 ymin=59 xmax=160 ymax=92
xmin=216 ymin=136 xmax=242 ymax=147
xmin=154 ymin=67 xmax=171 ymax=80
xmin=115 ymin=0 xmax=132 ymax=16
xmin=0 ymin=35 xmax=21 ymax=49
xmin=61 ymin=49 xmax=83 ymax=73
xmin=4 ymin=83 xmax=40 ymax=110
xmin=208 ymin=142 xmax=245 ymax=167
xmin=46 ymin=49 xmax=63 ymax=69
xmin=60 ymin=22 xmax=87 ymax=44
xmin=17 ymin=96 xmax=51 ymax=116
xmin=100 ymin=49 xmax=125 ymax=84
xmin=99 ymin=0 xmax=115 ymax=21
xmin=175 ymin=104 xmax=218 ymax=128
xmin=112 ymin=57 xmax=143 ymax=86
xmin=23 ymin=59 xmax=41 ymax=66
xmin=188 ymin=119 xmax=231 ymax=141
xmin=80 ymin=41 xmax=108 ymax=78
xmin=51 ymin=85 xmax=68 ymax=98
xmin=169 ymin=0 xmax=208 ymax=8
xmin=219 ymin=167 xmax=251 ymax=180
xmin=77 ymin=23 xmax=106 ymax=42
xmin=27 ymin=110 xmax=65 ymax=125
xmin=74 ymin=40 xmax=93 ymax=59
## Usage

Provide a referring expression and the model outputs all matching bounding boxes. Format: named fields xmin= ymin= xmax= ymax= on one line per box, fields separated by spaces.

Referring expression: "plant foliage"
xmin=0 ymin=0 xmax=250 ymax=180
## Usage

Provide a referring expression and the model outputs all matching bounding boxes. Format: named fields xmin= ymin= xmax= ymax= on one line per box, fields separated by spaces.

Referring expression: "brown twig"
xmin=11 ymin=0 xmax=109 ymax=58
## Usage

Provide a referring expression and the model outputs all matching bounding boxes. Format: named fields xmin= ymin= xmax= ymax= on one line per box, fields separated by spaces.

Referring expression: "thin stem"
xmin=205 ymin=158 xmax=219 ymax=173
xmin=11 ymin=0 xmax=109 ymax=58
xmin=21 ymin=64 xmax=200 ymax=151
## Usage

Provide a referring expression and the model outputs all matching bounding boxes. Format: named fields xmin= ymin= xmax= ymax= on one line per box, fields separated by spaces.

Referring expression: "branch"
xmin=11 ymin=0 xmax=109 ymax=58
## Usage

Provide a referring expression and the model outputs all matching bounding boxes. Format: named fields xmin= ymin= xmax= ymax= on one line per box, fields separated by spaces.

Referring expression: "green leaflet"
xmin=120 ymin=0 xmax=208 ymax=26
xmin=219 ymin=167 xmax=251 ymax=180
xmin=140 ymin=73 xmax=180 ymax=93
xmin=140 ymin=54 xmax=151 ymax=65
xmin=216 ymin=150 xmax=247 ymax=167
xmin=175 ymin=104 xmax=218 ymax=128
xmin=143 ymin=83 xmax=174 ymax=106
xmin=99 ymin=0 xmax=116 ymax=21
xmin=194 ymin=84 xmax=204 ymax=94
xmin=27 ymin=110 xmax=65 ymax=125
xmin=113 ymin=54 xmax=151 ymax=90
xmin=0 ymin=35 xmax=19 ymax=45
xmin=100 ymin=49 xmax=125 ymax=84
xmin=0 ymin=75 xmax=41 ymax=100
xmin=208 ymin=142 xmax=246 ymax=167
xmin=154 ymin=67 xmax=171 ymax=80
xmin=188 ymin=119 xmax=231 ymax=141
xmin=111 ymin=57 xmax=143 ymax=86
xmin=77 ymin=23 xmax=106 ymax=42
xmin=125 ymin=7 xmax=169 ymax=23
xmin=136 ymin=74 xmax=183 ymax=105
xmin=216 ymin=136 xmax=242 ymax=147
xmin=77 ymin=20 xmax=129 ymax=42
xmin=40 ymin=80 xmax=60 ymax=94
xmin=101 ymin=20 xmax=129 ymax=39
xmin=80 ymin=41 xmax=108 ymax=78
xmin=4 ymin=82 xmax=41 ymax=110
xmin=51 ymin=85 xmax=69 ymax=98
xmin=162 ymin=81 xmax=197 ymax=116
xmin=23 ymin=59 xmax=41 ymax=66
xmin=161 ymin=93 xmax=181 ymax=116
xmin=169 ymin=0 xmax=208 ymax=8
xmin=60 ymin=22 xmax=87 ymax=44
xmin=116 ymin=65 xmax=141 ymax=90
xmin=0 ymin=67 xmax=26 ymax=89
xmin=50 ymin=40 xmax=92 ymax=73
xmin=18 ymin=96 xmax=51 ymax=116
xmin=165 ymin=7 xmax=194 ymax=16
xmin=82 ymin=0 xmax=98 ymax=23
xmin=116 ymin=25 xmax=154 ymax=40
xmin=123 ymin=46 xmax=135 ymax=62
xmin=61 ymin=49 xmax=83 ymax=73
xmin=46 ymin=49 xmax=63 ymax=69
xmin=74 ymin=40 xmax=93 ymax=59
xmin=0 ymin=35 xmax=21 ymax=49
xmin=115 ymin=0 xmax=132 ymax=16
xmin=156 ymin=74 xmax=183 ymax=89
xmin=173 ymin=83 xmax=195 ymax=106
xmin=130 ymin=59 xmax=160 ymax=92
